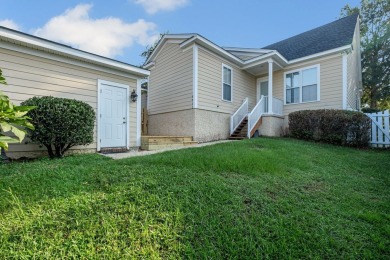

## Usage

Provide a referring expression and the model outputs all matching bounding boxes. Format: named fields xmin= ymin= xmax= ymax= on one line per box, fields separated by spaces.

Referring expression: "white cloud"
xmin=0 ymin=19 xmax=20 ymax=30
xmin=134 ymin=0 xmax=189 ymax=14
xmin=33 ymin=4 xmax=159 ymax=58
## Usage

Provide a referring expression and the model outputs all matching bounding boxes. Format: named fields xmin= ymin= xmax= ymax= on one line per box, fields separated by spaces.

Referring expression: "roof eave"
xmin=143 ymin=61 xmax=155 ymax=69
xmin=179 ymin=35 xmax=244 ymax=65
xmin=144 ymin=34 xmax=195 ymax=65
xmin=0 ymin=27 xmax=149 ymax=77
xmin=243 ymin=50 xmax=288 ymax=66
xmin=287 ymin=44 xmax=352 ymax=65
xmin=223 ymin=47 xmax=273 ymax=54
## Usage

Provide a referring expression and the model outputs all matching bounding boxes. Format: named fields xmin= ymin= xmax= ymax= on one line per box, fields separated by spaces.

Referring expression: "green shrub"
xmin=21 ymin=96 xmax=95 ymax=158
xmin=289 ymin=109 xmax=371 ymax=147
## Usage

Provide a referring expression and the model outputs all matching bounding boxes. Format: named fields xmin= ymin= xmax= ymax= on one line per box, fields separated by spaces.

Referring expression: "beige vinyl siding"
xmin=148 ymin=43 xmax=193 ymax=115
xmin=0 ymin=46 xmax=138 ymax=153
xmin=197 ymin=47 xmax=256 ymax=114
xmin=272 ymin=55 xmax=343 ymax=115
xmin=346 ymin=22 xmax=361 ymax=110
xmin=129 ymin=99 xmax=137 ymax=147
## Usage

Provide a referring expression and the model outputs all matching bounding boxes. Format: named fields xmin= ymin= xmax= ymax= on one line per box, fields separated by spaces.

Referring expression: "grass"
xmin=0 ymin=137 xmax=389 ymax=259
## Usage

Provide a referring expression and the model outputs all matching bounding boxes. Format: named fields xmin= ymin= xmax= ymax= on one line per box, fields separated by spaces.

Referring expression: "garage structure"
xmin=0 ymin=26 xmax=149 ymax=158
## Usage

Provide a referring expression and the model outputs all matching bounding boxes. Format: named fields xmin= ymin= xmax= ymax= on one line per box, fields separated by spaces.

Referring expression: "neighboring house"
xmin=144 ymin=14 xmax=362 ymax=142
xmin=0 ymin=27 xmax=149 ymax=158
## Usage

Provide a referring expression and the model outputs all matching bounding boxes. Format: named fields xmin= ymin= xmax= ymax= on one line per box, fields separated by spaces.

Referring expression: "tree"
xmin=0 ymin=69 xmax=35 ymax=152
xmin=341 ymin=0 xmax=390 ymax=109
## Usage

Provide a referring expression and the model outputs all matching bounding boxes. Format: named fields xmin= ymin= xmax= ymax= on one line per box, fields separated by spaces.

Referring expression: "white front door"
xmin=99 ymin=81 xmax=129 ymax=149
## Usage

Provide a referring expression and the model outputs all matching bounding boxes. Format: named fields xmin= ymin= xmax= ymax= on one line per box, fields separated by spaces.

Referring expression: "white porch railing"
xmin=365 ymin=110 xmax=390 ymax=148
xmin=247 ymin=95 xmax=266 ymax=138
xmin=230 ymin=98 xmax=248 ymax=135
xmin=264 ymin=96 xmax=283 ymax=115
xmin=272 ymin=97 xmax=283 ymax=115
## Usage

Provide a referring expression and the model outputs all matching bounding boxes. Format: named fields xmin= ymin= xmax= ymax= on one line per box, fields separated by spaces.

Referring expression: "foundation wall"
xmin=258 ymin=115 xmax=285 ymax=137
xmin=194 ymin=109 xmax=230 ymax=142
xmin=148 ymin=109 xmax=195 ymax=137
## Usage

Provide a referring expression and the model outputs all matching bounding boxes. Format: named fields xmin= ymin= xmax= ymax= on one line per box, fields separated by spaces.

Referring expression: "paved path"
xmin=101 ymin=140 xmax=233 ymax=160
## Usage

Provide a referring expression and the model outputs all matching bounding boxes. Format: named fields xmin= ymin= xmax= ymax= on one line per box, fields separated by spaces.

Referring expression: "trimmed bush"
xmin=21 ymin=96 xmax=95 ymax=158
xmin=289 ymin=109 xmax=371 ymax=147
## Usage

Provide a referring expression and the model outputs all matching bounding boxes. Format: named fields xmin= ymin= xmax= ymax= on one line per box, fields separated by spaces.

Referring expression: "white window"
xmin=222 ymin=65 xmax=232 ymax=102
xmin=285 ymin=65 xmax=320 ymax=104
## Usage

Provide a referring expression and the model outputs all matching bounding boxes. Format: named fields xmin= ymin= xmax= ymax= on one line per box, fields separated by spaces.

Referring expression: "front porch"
xmin=230 ymin=96 xmax=284 ymax=139
xmin=230 ymin=58 xmax=285 ymax=139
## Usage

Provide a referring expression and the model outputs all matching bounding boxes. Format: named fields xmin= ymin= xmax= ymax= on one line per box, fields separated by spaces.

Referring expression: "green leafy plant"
xmin=289 ymin=109 xmax=371 ymax=147
xmin=22 ymin=96 xmax=95 ymax=158
xmin=0 ymin=69 xmax=35 ymax=151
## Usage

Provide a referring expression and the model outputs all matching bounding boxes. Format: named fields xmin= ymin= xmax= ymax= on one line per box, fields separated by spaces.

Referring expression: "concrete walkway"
xmin=101 ymin=140 xmax=233 ymax=160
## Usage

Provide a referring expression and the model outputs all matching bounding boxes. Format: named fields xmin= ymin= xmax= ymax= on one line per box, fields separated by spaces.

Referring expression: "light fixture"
xmin=130 ymin=89 xmax=138 ymax=102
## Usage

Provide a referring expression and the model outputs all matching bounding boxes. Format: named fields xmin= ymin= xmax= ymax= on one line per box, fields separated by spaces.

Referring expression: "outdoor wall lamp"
xmin=130 ymin=89 xmax=138 ymax=102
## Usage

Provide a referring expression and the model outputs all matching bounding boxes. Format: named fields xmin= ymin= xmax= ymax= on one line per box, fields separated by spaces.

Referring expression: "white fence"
xmin=230 ymin=98 xmax=248 ymax=135
xmin=365 ymin=110 xmax=390 ymax=148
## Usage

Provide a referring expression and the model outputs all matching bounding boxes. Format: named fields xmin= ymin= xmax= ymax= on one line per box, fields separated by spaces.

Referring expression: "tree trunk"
xmin=370 ymin=98 xmax=377 ymax=108
xmin=45 ymin=144 xmax=55 ymax=158
xmin=55 ymin=144 xmax=64 ymax=158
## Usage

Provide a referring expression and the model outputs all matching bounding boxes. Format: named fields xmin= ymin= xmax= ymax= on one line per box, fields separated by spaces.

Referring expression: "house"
xmin=144 ymin=14 xmax=362 ymax=142
xmin=0 ymin=26 xmax=149 ymax=158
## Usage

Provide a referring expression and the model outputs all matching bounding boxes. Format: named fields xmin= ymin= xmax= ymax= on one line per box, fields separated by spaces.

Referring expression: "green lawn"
xmin=0 ymin=138 xmax=389 ymax=259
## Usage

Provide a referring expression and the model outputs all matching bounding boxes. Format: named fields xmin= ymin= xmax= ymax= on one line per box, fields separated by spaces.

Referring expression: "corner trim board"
xmin=193 ymin=45 xmax=198 ymax=108
xmin=342 ymin=52 xmax=348 ymax=110
xmin=136 ymin=79 xmax=142 ymax=146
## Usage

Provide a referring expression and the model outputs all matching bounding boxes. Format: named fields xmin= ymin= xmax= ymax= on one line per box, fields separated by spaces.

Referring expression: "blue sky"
xmin=1 ymin=0 xmax=360 ymax=66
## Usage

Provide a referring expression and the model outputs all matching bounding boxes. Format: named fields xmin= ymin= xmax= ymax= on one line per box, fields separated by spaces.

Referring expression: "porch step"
xmin=228 ymin=136 xmax=246 ymax=140
xmin=141 ymin=136 xmax=197 ymax=151
xmin=229 ymin=117 xmax=249 ymax=140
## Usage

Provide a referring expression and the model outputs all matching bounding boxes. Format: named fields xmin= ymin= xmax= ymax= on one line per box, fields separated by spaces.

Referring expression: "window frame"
xmin=221 ymin=64 xmax=233 ymax=102
xmin=283 ymin=64 xmax=320 ymax=105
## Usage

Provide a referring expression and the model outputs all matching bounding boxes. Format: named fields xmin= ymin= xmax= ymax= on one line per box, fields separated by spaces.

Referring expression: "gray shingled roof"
xmin=263 ymin=13 xmax=358 ymax=61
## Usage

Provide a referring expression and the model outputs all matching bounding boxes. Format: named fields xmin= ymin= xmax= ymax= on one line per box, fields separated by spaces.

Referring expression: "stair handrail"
xmin=247 ymin=95 xmax=266 ymax=138
xmin=230 ymin=97 xmax=249 ymax=135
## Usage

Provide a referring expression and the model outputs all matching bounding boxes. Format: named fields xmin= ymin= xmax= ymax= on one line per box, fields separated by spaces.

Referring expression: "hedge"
xmin=21 ymin=96 xmax=95 ymax=158
xmin=289 ymin=109 xmax=371 ymax=147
